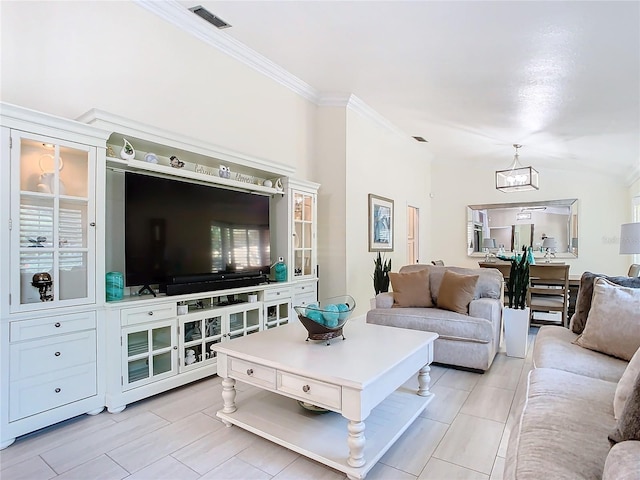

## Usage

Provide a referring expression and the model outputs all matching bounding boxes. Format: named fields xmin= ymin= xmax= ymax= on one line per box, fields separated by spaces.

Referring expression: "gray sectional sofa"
xmin=366 ymin=264 xmax=503 ymax=371
xmin=505 ymin=325 xmax=640 ymax=479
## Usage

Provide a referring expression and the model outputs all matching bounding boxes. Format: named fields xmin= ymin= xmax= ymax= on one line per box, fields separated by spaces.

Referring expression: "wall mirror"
xmin=467 ymin=199 xmax=578 ymax=258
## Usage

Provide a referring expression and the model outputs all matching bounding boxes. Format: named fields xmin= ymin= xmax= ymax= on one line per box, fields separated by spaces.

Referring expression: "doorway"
xmin=407 ymin=205 xmax=419 ymax=264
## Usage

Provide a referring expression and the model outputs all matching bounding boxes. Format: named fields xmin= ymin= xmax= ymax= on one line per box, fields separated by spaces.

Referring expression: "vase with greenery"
xmin=506 ymin=246 xmax=530 ymax=309
xmin=373 ymin=252 xmax=391 ymax=295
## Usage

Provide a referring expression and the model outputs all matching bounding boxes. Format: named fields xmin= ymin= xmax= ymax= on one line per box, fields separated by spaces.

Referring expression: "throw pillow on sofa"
xmin=609 ymin=368 xmax=640 ymax=445
xmin=574 ymin=278 xmax=640 ymax=361
xmin=437 ymin=270 xmax=479 ymax=315
xmin=614 ymin=347 xmax=640 ymax=419
xmin=389 ymin=269 xmax=433 ymax=308
xmin=570 ymin=271 xmax=640 ymax=334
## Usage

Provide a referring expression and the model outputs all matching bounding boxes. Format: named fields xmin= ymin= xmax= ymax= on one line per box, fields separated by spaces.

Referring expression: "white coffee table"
xmin=213 ymin=321 xmax=438 ymax=480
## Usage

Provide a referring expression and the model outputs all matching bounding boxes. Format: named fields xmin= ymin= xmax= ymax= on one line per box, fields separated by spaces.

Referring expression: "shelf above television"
xmin=107 ymin=157 xmax=281 ymax=195
xmin=79 ymin=107 xmax=295 ymax=196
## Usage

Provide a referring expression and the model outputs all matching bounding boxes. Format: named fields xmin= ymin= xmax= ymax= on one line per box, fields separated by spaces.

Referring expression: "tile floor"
xmin=0 ymin=329 xmax=538 ymax=480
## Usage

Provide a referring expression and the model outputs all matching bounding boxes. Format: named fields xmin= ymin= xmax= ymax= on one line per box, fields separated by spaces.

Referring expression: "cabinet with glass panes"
xmin=8 ymin=131 xmax=99 ymax=312
xmin=264 ymin=299 xmax=291 ymax=329
xmin=122 ymin=321 xmax=176 ymax=389
xmin=0 ymin=103 xmax=110 ymax=450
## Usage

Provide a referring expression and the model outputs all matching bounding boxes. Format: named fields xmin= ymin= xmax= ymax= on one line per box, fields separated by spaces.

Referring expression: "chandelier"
xmin=495 ymin=144 xmax=539 ymax=192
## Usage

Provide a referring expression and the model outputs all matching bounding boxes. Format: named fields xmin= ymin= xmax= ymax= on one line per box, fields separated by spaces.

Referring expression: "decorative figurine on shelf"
xmin=185 ymin=349 xmax=196 ymax=365
xmin=274 ymin=178 xmax=284 ymax=192
xmin=144 ymin=152 xmax=158 ymax=164
xmin=218 ymin=165 xmax=231 ymax=178
xmin=262 ymin=179 xmax=273 ymax=188
xmin=31 ymin=272 xmax=53 ymax=302
xmin=169 ymin=155 xmax=184 ymax=168
xmin=120 ymin=138 xmax=135 ymax=160
xmin=106 ymin=145 xmax=116 ymax=158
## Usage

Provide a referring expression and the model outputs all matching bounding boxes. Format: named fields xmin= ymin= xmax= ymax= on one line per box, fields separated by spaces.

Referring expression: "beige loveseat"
xmin=366 ymin=265 xmax=503 ymax=371
xmin=505 ymin=273 xmax=640 ymax=479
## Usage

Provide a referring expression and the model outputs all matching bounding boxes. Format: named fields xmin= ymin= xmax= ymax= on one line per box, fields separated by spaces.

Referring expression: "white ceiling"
xmin=170 ymin=0 xmax=640 ymax=181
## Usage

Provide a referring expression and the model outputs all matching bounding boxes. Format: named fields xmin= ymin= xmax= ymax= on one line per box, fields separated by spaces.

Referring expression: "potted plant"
xmin=371 ymin=252 xmax=391 ymax=309
xmin=504 ymin=246 xmax=530 ymax=358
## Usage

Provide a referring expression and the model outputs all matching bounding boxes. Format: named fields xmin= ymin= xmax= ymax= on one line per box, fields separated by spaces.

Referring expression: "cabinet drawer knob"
xmin=302 ymin=384 xmax=310 ymax=393
xmin=54 ymin=322 xmax=61 ymax=328
xmin=247 ymin=368 xmax=254 ymax=376
xmin=55 ymin=388 xmax=61 ymax=393
xmin=89 ymin=222 xmax=96 ymax=227
xmin=54 ymin=351 xmax=61 ymax=357
xmin=148 ymin=311 xmax=154 ymax=316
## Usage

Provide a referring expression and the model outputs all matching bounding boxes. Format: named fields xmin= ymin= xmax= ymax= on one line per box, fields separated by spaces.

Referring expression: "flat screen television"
xmin=124 ymin=172 xmax=271 ymax=294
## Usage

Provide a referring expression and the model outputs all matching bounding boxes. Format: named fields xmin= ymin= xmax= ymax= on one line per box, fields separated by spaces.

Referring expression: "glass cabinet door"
xmin=123 ymin=321 xmax=176 ymax=390
xmin=264 ymin=300 xmax=291 ymax=329
xmin=227 ymin=304 xmax=261 ymax=340
xmin=11 ymin=132 xmax=95 ymax=312
xmin=179 ymin=313 xmax=222 ymax=372
xmin=292 ymin=191 xmax=315 ymax=278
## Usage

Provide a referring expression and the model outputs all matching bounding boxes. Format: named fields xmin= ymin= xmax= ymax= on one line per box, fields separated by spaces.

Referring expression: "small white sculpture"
xmin=219 ymin=165 xmax=231 ymax=178
xmin=185 ymin=349 xmax=196 ymax=365
xmin=263 ymin=179 xmax=273 ymax=188
xmin=120 ymin=138 xmax=135 ymax=160
xmin=144 ymin=153 xmax=158 ymax=164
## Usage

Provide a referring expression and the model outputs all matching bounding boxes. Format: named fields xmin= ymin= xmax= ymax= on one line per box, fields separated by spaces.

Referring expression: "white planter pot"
xmin=504 ymin=307 xmax=530 ymax=358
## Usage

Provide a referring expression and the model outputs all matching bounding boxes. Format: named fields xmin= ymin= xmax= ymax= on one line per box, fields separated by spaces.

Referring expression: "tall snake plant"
xmin=506 ymin=246 xmax=530 ymax=309
xmin=373 ymin=252 xmax=391 ymax=295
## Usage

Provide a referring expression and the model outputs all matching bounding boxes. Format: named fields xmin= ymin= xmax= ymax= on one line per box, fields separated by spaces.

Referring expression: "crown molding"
xmin=317 ymin=93 xmax=407 ymax=137
xmin=134 ymin=0 xmax=320 ymax=103
xmin=135 ymin=1 xmax=411 ymax=140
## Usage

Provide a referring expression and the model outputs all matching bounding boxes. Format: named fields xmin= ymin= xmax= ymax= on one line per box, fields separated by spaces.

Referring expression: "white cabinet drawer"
xmin=228 ymin=357 xmax=276 ymax=389
xmin=277 ymin=371 xmax=341 ymax=410
xmin=10 ymin=331 xmax=96 ymax=380
xmin=294 ymin=293 xmax=317 ymax=308
xmin=121 ymin=303 xmax=176 ymax=325
xmin=10 ymin=311 xmax=96 ymax=342
xmin=263 ymin=287 xmax=292 ymax=302
xmin=9 ymin=363 xmax=97 ymax=422
xmin=293 ymin=283 xmax=317 ymax=297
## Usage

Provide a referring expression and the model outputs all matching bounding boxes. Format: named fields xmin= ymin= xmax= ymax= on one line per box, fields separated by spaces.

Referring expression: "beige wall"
xmin=431 ymin=162 xmax=630 ymax=276
xmin=0 ymin=1 xmax=316 ymax=176
xmin=343 ymin=109 xmax=432 ymax=316
xmin=314 ymin=107 xmax=348 ymax=298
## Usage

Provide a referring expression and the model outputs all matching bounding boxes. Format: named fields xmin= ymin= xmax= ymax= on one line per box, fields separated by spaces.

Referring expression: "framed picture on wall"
xmin=368 ymin=194 xmax=394 ymax=251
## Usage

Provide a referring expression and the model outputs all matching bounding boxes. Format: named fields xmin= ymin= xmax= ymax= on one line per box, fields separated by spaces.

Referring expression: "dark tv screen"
xmin=124 ymin=172 xmax=270 ymax=287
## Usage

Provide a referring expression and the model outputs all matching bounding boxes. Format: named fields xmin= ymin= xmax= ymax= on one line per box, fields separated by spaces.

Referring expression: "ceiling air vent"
xmin=189 ymin=5 xmax=231 ymax=29
xmin=412 ymin=136 xmax=428 ymax=143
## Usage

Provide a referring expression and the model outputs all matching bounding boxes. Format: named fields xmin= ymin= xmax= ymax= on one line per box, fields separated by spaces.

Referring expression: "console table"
xmin=213 ymin=322 xmax=438 ymax=480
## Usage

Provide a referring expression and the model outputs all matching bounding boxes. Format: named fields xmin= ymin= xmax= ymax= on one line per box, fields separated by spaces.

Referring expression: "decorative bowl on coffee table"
xmin=294 ymin=295 xmax=356 ymax=345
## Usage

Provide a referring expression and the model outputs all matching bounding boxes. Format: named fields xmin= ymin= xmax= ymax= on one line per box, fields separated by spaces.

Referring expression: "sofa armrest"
xmin=603 ymin=440 xmax=640 ymax=480
xmin=469 ymin=297 xmax=501 ymax=322
xmin=375 ymin=292 xmax=394 ymax=309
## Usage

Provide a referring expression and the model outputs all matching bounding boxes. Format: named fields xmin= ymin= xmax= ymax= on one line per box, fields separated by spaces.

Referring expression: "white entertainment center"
xmin=0 ymin=102 xmax=319 ymax=448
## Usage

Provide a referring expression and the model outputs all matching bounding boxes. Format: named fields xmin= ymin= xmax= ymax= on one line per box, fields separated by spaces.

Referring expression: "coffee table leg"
xmin=417 ymin=364 xmax=431 ymax=397
xmin=221 ymin=377 xmax=237 ymax=426
xmin=347 ymin=420 xmax=366 ymax=468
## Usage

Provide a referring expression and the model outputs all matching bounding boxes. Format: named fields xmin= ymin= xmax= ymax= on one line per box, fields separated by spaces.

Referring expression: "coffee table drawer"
xmin=277 ymin=372 xmax=341 ymax=410
xmin=229 ymin=357 xmax=276 ymax=389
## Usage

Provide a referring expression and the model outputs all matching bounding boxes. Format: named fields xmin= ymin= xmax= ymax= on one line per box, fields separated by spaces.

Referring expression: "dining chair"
xmin=628 ymin=264 xmax=640 ymax=277
xmin=528 ymin=264 xmax=570 ymax=328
